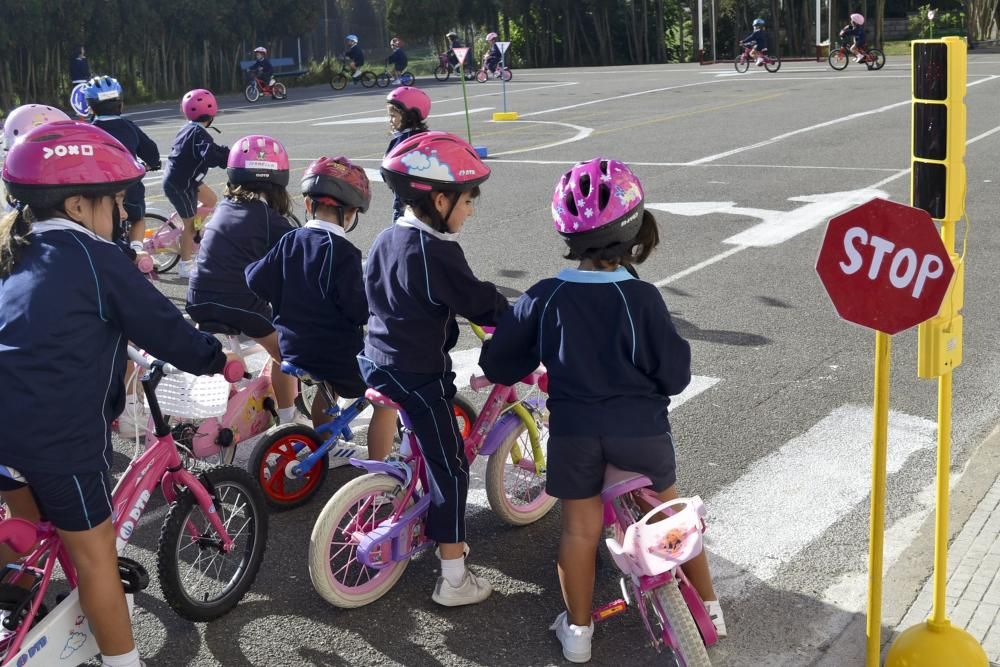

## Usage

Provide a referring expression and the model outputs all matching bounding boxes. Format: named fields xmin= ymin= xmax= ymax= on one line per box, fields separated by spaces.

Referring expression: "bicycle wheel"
xmin=501 ymin=68 xmax=513 ymax=82
xmin=764 ymin=56 xmax=781 ymax=73
xmin=272 ymin=82 xmax=287 ymax=99
xmin=828 ymin=48 xmax=849 ymax=70
xmin=244 ymin=83 xmax=260 ymax=103
xmin=868 ymin=49 xmax=886 ymax=70
xmin=309 ymin=473 xmax=412 ymax=608
xmin=251 ymin=424 xmax=328 ymax=510
xmin=650 ymin=583 xmax=712 ymax=667
xmin=476 ymin=70 xmax=488 ymax=83
xmin=144 ymin=212 xmax=180 ymax=273
xmin=463 ymin=65 xmax=477 ymax=81
xmin=434 ymin=65 xmax=450 ymax=82
xmin=734 ymin=56 xmax=750 ymax=73
xmin=157 ymin=466 xmax=267 ymax=622
xmin=484 ymin=413 xmax=556 ymax=526
xmin=376 ymin=72 xmax=391 ymax=88
xmin=360 ymin=71 xmax=377 ymax=88
xmin=400 ymin=71 xmax=415 ymax=86
xmin=330 ymin=73 xmax=349 ymax=90
xmin=453 ymin=394 xmax=478 ymax=439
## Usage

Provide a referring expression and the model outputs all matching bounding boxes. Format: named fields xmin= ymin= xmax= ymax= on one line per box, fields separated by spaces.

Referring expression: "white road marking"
xmin=487 ymin=120 xmax=594 ymax=156
xmin=312 ymin=107 xmax=493 ymax=126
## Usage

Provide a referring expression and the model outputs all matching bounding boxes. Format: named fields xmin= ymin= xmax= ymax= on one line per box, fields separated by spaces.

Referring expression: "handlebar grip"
xmin=223 ymin=359 xmax=247 ymax=383
xmin=136 ymin=254 xmax=155 ymax=274
xmin=469 ymin=374 xmax=493 ymax=392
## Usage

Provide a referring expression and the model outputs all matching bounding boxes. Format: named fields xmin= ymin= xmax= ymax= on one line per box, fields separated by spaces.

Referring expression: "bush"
xmin=908 ymin=4 xmax=967 ymax=38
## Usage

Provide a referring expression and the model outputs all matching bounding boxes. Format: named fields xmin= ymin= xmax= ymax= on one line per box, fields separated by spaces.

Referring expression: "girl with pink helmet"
xmin=162 ymin=88 xmax=229 ymax=278
xmin=483 ymin=32 xmax=502 ymax=74
xmin=185 ymin=134 xmax=300 ymax=425
xmin=480 ymin=158 xmax=726 ymax=662
xmin=0 ymin=121 xmax=226 ymax=667
xmin=840 ymin=13 xmax=868 ymax=62
xmin=384 ymin=85 xmax=431 ymax=220
xmin=360 ymin=131 xmax=507 ymax=607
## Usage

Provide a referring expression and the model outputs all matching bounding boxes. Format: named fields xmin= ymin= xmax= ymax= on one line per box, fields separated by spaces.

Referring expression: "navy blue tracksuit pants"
xmin=358 ymin=357 xmax=468 ymax=544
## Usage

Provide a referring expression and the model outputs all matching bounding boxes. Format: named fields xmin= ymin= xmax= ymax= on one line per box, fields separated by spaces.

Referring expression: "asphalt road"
xmin=97 ymin=54 xmax=1000 ymax=666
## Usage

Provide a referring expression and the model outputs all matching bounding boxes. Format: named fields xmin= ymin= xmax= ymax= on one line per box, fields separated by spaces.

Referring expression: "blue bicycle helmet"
xmin=84 ymin=75 xmax=123 ymax=102
xmin=346 ymin=34 xmax=359 ymax=43
xmin=753 ymin=17 xmax=766 ymax=26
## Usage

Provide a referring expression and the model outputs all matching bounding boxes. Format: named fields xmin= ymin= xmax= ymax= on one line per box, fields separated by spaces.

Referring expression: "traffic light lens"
xmin=913 ymin=103 xmax=947 ymax=160
xmin=913 ymin=162 xmax=947 ymax=219
xmin=914 ymin=43 xmax=948 ymax=100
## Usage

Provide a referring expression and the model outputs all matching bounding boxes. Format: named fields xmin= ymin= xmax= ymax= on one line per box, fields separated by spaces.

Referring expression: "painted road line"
xmin=705 ymin=404 xmax=937 ymax=584
xmin=488 ymin=121 xmax=594 ymax=157
xmin=312 ymin=107 xmax=493 ymax=126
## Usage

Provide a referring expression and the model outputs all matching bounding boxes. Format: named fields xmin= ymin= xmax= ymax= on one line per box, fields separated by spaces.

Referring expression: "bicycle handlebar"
xmin=128 ymin=346 xmax=245 ymax=384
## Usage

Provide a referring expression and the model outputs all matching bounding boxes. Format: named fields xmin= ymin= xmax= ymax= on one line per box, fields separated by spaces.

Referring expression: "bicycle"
xmin=734 ymin=44 xmax=782 ymax=73
xmin=330 ymin=58 xmax=377 ymax=90
xmin=0 ymin=347 xmax=268 ymax=665
xmin=254 ymin=362 xmax=480 ymax=510
xmin=592 ymin=467 xmax=717 ymax=666
xmin=308 ymin=324 xmax=554 ymax=608
xmin=828 ymin=41 xmax=885 ymax=70
xmin=433 ymin=53 xmax=476 ymax=82
xmin=244 ymin=72 xmax=287 ymax=102
xmin=475 ymin=62 xmax=512 ymax=83
xmin=375 ymin=67 xmax=415 ymax=88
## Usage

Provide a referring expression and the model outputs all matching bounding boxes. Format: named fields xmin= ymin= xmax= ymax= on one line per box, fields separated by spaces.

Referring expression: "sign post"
xmin=816 ymin=197 xmax=956 ymax=667
xmin=492 ymin=41 xmax=519 ymax=122
xmin=451 ymin=47 xmax=474 ymax=146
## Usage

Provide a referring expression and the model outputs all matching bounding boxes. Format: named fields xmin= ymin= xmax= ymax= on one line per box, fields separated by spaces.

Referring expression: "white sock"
xmin=440 ymin=555 xmax=466 ymax=587
xmin=278 ymin=406 xmax=296 ymax=423
xmin=102 ymin=648 xmax=142 ymax=667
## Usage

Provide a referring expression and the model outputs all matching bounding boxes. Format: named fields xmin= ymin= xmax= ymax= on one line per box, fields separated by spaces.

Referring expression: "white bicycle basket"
xmin=145 ymin=372 xmax=230 ymax=420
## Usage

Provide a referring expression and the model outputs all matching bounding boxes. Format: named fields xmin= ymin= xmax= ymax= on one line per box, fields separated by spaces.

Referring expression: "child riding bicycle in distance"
xmin=359 ymin=131 xmax=508 ymax=606
xmin=385 ymin=86 xmax=431 ymax=221
xmin=245 ymin=156 xmax=397 ymax=461
xmin=162 ymin=88 xmax=229 ymax=278
xmin=344 ymin=34 xmax=365 ymax=79
xmin=446 ymin=31 xmax=465 ymax=72
xmin=0 ymin=121 xmax=227 ymax=667
xmin=185 ymin=134 xmax=299 ymax=425
xmin=248 ymin=46 xmax=275 ymax=84
xmin=840 ymin=13 xmax=867 ymax=62
xmin=480 ymin=158 xmax=726 ymax=663
xmin=386 ymin=37 xmax=408 ymax=83
xmin=483 ymin=32 xmax=502 ymax=74
xmin=742 ymin=17 xmax=770 ymax=66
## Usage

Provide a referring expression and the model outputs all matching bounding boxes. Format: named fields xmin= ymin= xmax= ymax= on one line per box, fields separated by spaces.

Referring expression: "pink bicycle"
xmin=593 ymin=468 xmax=716 ymax=666
xmin=0 ymin=348 xmax=268 ymax=665
xmin=308 ymin=324 xmax=554 ymax=607
xmin=734 ymin=44 xmax=782 ymax=72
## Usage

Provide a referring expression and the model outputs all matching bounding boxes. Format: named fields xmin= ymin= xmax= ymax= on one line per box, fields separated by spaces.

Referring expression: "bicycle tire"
xmin=400 ymin=71 xmax=415 ymax=86
xmin=309 ymin=473 xmax=412 ymax=608
xmin=360 ymin=71 xmax=377 ymax=88
xmin=764 ymin=56 xmax=781 ymax=73
xmin=869 ymin=49 xmax=886 ymax=70
xmin=273 ymin=82 xmax=287 ymax=99
xmin=828 ymin=48 xmax=849 ymax=71
xmin=734 ymin=56 xmax=750 ymax=73
xmin=376 ymin=72 xmax=391 ymax=88
xmin=244 ymin=84 xmax=260 ymax=103
xmin=484 ymin=414 xmax=555 ymax=526
xmin=157 ymin=466 xmax=267 ymax=622
xmin=331 ymin=73 xmax=349 ymax=90
xmin=651 ymin=584 xmax=712 ymax=667
xmin=144 ymin=212 xmax=180 ymax=273
xmin=453 ymin=394 xmax=478 ymax=440
xmin=476 ymin=70 xmax=488 ymax=83
xmin=251 ymin=424 xmax=328 ymax=510
xmin=501 ymin=68 xmax=513 ymax=82
xmin=434 ymin=65 xmax=450 ymax=82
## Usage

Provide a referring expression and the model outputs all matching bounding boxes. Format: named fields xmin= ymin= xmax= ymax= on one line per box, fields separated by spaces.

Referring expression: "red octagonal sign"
xmin=816 ymin=198 xmax=954 ymax=335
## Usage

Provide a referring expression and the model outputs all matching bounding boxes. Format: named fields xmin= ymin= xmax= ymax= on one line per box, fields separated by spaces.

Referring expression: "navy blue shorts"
xmin=546 ymin=433 xmax=678 ymax=500
xmin=186 ymin=289 xmax=275 ymax=339
xmin=163 ymin=179 xmax=199 ymax=219
xmin=0 ymin=470 xmax=113 ymax=532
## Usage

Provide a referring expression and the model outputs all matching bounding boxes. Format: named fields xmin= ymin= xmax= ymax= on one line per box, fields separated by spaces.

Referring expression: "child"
xmin=2 ymin=104 xmax=70 ymax=212
xmin=0 ymin=120 xmax=227 ymax=667
xmin=186 ymin=134 xmax=298 ymax=424
xmin=741 ymin=18 xmax=769 ymax=66
xmin=245 ymin=156 xmax=396 ymax=461
xmin=344 ymin=34 xmax=365 ymax=79
xmin=840 ymin=13 xmax=867 ymax=62
xmin=479 ymin=158 xmax=726 ymax=663
xmin=482 ymin=32 xmax=502 ymax=74
xmin=386 ymin=37 xmax=408 ymax=83
xmin=360 ymin=131 xmax=508 ymax=606
xmin=248 ymin=46 xmax=274 ymax=83
xmin=162 ymin=88 xmax=228 ymax=278
xmin=446 ymin=31 xmax=464 ymax=72
xmin=385 ymin=86 xmax=431 ymax=221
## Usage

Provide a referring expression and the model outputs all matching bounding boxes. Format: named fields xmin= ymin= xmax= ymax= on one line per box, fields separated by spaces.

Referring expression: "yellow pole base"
xmin=492 ymin=111 xmax=519 ymax=121
xmin=885 ymin=620 xmax=988 ymax=667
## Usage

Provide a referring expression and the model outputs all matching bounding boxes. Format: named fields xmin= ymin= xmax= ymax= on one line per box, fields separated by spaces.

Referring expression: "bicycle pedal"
xmin=592 ymin=599 xmax=629 ymax=622
xmin=118 ymin=556 xmax=150 ymax=594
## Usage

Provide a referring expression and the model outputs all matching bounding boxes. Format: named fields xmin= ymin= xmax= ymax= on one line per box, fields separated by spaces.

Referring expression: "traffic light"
xmin=911 ymin=37 xmax=966 ymax=223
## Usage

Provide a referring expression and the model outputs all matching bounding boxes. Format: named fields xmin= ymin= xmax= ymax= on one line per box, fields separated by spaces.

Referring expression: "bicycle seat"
xmin=198 ymin=321 xmax=242 ymax=336
xmin=600 ymin=465 xmax=653 ymax=504
xmin=364 ymin=388 xmax=401 ymax=411
xmin=280 ymin=361 xmax=321 ymax=384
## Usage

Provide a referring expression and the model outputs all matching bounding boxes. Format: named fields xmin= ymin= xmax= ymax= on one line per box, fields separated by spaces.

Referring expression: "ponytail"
xmin=0 ymin=204 xmax=33 ymax=278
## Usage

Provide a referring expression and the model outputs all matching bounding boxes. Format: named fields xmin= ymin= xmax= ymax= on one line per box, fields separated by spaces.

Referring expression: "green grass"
xmin=883 ymin=40 xmax=913 ymax=56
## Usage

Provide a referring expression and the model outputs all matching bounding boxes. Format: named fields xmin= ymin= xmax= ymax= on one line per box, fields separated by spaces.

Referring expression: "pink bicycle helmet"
xmin=850 ymin=12 xmax=865 ymax=24
xmin=552 ymin=158 xmax=645 ymax=254
xmin=3 ymin=104 xmax=70 ymax=152
xmin=381 ymin=131 xmax=490 ymax=202
xmin=301 ymin=156 xmax=371 ymax=212
xmin=2 ymin=120 xmax=145 ymax=209
xmin=227 ymin=134 xmax=290 ymax=186
xmin=181 ymin=88 xmax=218 ymax=121
xmin=254 ymin=46 xmax=268 ymax=55
xmin=386 ymin=86 xmax=431 ymax=122
xmin=486 ymin=32 xmax=499 ymax=41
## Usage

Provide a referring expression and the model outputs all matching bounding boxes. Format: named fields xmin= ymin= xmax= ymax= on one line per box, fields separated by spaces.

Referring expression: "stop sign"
xmin=816 ymin=198 xmax=954 ymax=335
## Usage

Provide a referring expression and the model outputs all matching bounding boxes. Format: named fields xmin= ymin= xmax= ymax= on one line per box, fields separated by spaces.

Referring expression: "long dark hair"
xmin=224 ymin=182 xmax=292 ymax=217
xmin=0 ymin=203 xmax=62 ymax=277
xmin=564 ymin=209 xmax=660 ymax=267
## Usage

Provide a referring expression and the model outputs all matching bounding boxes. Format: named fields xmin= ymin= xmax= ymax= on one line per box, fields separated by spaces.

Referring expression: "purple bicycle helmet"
xmin=551 ymin=158 xmax=645 ymax=254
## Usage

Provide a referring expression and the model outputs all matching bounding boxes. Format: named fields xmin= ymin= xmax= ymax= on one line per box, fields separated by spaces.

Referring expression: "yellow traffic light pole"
xmin=885 ymin=36 xmax=987 ymax=667
xmin=866 ymin=331 xmax=892 ymax=667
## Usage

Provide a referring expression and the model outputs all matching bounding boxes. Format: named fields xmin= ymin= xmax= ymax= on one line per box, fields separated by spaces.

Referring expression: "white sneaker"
xmin=705 ymin=599 xmax=728 ymax=638
xmin=327 ymin=442 xmax=367 ymax=469
xmin=431 ymin=570 xmax=493 ymax=606
xmin=549 ymin=611 xmax=594 ymax=663
xmin=755 ymin=57 xmax=765 ymax=66
xmin=855 ymin=55 xmax=864 ymax=63
xmin=117 ymin=399 xmax=147 ymax=439
xmin=177 ymin=259 xmax=194 ymax=279
xmin=352 ymin=70 xmax=362 ymax=79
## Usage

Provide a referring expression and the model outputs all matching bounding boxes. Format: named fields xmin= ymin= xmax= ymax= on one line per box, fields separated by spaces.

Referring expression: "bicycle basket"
xmin=605 ymin=496 xmax=706 ymax=577
xmin=145 ymin=372 xmax=230 ymax=420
